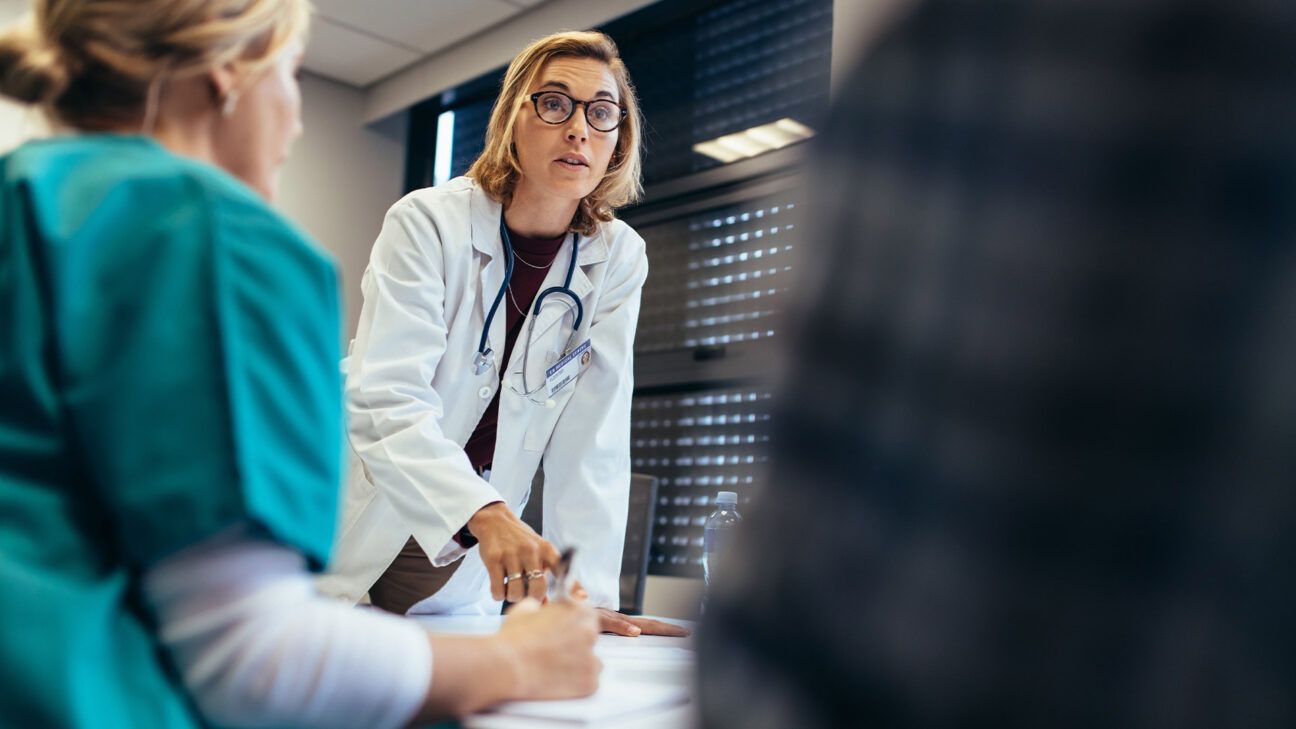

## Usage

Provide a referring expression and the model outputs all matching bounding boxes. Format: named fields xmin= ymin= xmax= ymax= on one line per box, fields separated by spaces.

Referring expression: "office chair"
xmin=520 ymin=467 xmax=658 ymax=615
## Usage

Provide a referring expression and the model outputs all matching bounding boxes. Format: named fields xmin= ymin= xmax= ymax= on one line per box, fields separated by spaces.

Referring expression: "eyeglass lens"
xmin=533 ymin=92 xmax=623 ymax=132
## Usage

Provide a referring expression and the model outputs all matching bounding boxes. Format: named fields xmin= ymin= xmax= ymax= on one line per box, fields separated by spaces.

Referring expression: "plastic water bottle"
xmin=702 ymin=491 xmax=742 ymax=611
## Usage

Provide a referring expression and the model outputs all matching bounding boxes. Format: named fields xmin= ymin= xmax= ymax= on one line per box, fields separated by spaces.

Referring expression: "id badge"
xmin=544 ymin=339 xmax=592 ymax=397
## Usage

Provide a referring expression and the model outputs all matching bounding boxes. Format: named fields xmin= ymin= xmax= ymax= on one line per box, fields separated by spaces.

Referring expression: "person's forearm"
xmin=406 ymin=634 xmax=523 ymax=724
xmin=144 ymin=525 xmax=431 ymax=729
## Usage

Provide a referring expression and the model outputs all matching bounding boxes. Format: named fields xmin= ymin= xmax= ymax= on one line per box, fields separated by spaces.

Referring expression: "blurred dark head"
xmin=698 ymin=0 xmax=1296 ymax=727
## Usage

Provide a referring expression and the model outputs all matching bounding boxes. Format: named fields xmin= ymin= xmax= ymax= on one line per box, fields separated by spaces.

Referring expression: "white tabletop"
xmin=413 ymin=614 xmax=697 ymax=729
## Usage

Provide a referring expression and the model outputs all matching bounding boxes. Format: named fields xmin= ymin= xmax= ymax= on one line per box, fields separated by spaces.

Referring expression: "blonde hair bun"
xmin=0 ymin=0 xmax=309 ymax=130
xmin=0 ymin=17 xmax=70 ymax=106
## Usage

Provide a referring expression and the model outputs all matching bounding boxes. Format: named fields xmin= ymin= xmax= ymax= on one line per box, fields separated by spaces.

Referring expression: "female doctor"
xmin=320 ymin=31 xmax=685 ymax=637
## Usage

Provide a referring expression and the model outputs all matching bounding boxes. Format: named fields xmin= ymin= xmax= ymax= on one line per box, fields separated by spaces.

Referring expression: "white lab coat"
xmin=317 ymin=176 xmax=646 ymax=614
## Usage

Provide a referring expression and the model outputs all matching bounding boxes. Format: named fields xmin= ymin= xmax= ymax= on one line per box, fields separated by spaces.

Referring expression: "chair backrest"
xmin=519 ymin=467 xmax=658 ymax=615
xmin=620 ymin=473 xmax=659 ymax=615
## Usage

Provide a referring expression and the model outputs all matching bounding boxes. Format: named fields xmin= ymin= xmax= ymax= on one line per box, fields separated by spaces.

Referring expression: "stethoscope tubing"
xmin=476 ymin=213 xmax=583 ymax=379
xmin=476 ymin=216 xmax=517 ymax=360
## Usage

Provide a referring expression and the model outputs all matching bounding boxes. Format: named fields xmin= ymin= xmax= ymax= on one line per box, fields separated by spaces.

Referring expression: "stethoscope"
xmin=473 ymin=213 xmax=585 ymax=386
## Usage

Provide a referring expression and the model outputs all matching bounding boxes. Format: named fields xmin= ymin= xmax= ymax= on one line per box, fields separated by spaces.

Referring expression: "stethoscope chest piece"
xmin=473 ymin=349 xmax=493 ymax=376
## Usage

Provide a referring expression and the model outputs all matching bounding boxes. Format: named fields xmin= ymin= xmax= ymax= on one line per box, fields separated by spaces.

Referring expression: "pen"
xmin=550 ymin=547 xmax=576 ymax=602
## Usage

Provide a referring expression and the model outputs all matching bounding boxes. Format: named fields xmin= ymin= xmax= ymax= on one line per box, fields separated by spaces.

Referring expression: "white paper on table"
xmin=487 ymin=682 xmax=689 ymax=724
xmin=598 ymin=633 xmax=693 ymax=650
xmin=411 ymin=614 xmax=502 ymax=635
xmin=597 ymin=643 xmax=695 ymax=664
xmin=596 ymin=632 xmax=694 ymax=661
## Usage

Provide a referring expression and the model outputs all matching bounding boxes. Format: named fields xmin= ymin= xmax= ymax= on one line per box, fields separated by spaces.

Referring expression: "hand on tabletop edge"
xmin=595 ymin=608 xmax=691 ymax=637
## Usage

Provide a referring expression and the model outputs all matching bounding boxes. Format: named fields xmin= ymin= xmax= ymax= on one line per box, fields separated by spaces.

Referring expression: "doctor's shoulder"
xmin=376 ymin=176 xmax=478 ymax=251
xmin=392 ymin=175 xmax=476 ymax=213
xmin=597 ymin=217 xmax=649 ymax=279
xmin=600 ymin=217 xmax=646 ymax=249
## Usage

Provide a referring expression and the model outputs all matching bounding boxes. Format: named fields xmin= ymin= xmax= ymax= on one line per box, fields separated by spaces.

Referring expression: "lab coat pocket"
xmin=523 ymin=394 xmax=564 ymax=452
xmin=521 ymin=347 xmax=591 ymax=452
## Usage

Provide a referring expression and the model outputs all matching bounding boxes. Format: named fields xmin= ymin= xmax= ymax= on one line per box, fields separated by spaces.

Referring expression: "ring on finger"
xmin=522 ymin=569 xmax=544 ymax=598
xmin=503 ymin=572 xmax=523 ymax=585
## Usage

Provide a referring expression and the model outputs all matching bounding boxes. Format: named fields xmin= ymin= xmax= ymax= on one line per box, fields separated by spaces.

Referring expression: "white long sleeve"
xmin=345 ymin=194 xmax=503 ymax=565
xmin=142 ymin=526 xmax=431 ymax=729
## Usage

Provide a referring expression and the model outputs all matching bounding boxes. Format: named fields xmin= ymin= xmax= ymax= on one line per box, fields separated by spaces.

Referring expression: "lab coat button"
xmin=478 ymin=386 xmax=492 ymax=399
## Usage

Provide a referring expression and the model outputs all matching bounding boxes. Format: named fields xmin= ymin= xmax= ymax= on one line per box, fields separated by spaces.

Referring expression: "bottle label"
xmin=704 ymin=526 xmax=733 ymax=556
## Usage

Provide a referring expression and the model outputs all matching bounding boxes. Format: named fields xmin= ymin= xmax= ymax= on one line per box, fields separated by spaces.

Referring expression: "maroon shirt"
xmin=463 ymin=227 xmax=566 ymax=471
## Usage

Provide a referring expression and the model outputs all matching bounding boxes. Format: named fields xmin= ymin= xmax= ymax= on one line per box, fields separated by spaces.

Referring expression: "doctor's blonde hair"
xmin=467 ymin=31 xmax=644 ymax=237
xmin=0 ymin=0 xmax=311 ymax=130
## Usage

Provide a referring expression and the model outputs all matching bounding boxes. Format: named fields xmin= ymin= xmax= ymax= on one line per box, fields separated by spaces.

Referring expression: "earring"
xmin=221 ymin=91 xmax=240 ymax=118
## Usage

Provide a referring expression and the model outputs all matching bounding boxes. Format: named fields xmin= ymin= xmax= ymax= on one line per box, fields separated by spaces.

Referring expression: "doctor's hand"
xmin=468 ymin=502 xmax=562 ymax=603
xmin=565 ymin=579 xmax=692 ymax=638
xmin=595 ymin=608 xmax=692 ymax=638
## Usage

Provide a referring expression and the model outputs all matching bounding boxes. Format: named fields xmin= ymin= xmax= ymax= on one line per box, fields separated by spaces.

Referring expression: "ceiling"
xmin=303 ymin=0 xmax=550 ymax=88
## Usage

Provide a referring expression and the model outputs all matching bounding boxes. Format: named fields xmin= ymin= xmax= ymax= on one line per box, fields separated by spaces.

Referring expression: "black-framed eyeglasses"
xmin=529 ymin=91 xmax=627 ymax=132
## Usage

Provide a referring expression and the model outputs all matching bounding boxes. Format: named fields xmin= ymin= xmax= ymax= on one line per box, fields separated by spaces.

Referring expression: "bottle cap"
xmin=716 ymin=491 xmax=737 ymax=505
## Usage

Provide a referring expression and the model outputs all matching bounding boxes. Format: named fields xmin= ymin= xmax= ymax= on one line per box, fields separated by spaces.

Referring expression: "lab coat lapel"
xmin=571 ymin=225 xmax=609 ymax=298
xmin=471 ymin=186 xmax=508 ymax=373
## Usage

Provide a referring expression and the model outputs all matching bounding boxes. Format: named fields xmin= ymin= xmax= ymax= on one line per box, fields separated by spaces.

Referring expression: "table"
xmin=413 ymin=615 xmax=697 ymax=728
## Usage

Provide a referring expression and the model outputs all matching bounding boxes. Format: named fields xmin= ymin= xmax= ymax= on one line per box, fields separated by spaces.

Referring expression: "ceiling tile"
xmin=302 ymin=16 xmax=421 ymax=87
xmin=312 ymin=0 xmax=520 ymax=55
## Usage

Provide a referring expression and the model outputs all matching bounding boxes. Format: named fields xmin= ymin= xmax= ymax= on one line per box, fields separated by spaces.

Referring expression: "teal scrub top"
xmin=0 ymin=135 xmax=343 ymax=727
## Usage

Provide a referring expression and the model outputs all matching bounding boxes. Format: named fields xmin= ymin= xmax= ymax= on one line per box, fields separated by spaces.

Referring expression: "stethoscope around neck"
xmin=473 ymin=213 xmax=585 ymax=388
